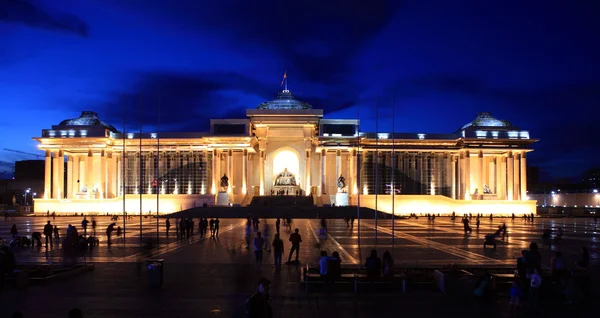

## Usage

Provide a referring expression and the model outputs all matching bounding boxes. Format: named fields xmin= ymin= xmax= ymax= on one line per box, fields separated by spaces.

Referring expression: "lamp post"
xmin=594 ymin=189 xmax=598 ymax=207
xmin=24 ymin=188 xmax=31 ymax=205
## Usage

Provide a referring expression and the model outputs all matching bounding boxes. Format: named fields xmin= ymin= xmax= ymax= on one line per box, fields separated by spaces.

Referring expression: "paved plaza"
xmin=0 ymin=215 xmax=598 ymax=317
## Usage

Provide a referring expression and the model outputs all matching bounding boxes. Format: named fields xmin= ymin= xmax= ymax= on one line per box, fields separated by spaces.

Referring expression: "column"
xmin=51 ymin=151 xmax=59 ymax=199
xmin=100 ymin=150 xmax=107 ymax=199
xmin=336 ymin=149 xmax=341 ymax=182
xmin=227 ymin=149 xmax=233 ymax=194
xmin=464 ymin=151 xmax=471 ymax=200
xmin=349 ymin=149 xmax=356 ymax=195
xmin=259 ymin=150 xmax=265 ymax=195
xmin=73 ymin=155 xmax=80 ymax=195
xmin=86 ymin=149 xmax=94 ymax=196
xmin=66 ymin=155 xmax=73 ymax=199
xmin=513 ymin=153 xmax=520 ymax=201
xmin=58 ymin=151 xmax=64 ymax=199
xmin=520 ymin=152 xmax=528 ymax=200
xmin=242 ymin=149 xmax=248 ymax=195
xmin=106 ymin=152 xmax=114 ymax=198
xmin=305 ymin=149 xmax=311 ymax=195
xmin=451 ymin=155 xmax=457 ymax=199
xmin=44 ymin=150 xmax=51 ymax=199
xmin=507 ymin=151 xmax=514 ymax=201
xmin=212 ymin=150 xmax=218 ymax=194
xmin=320 ymin=149 xmax=326 ymax=195
xmin=495 ymin=157 xmax=502 ymax=199
xmin=477 ymin=150 xmax=484 ymax=199
xmin=500 ymin=156 xmax=507 ymax=200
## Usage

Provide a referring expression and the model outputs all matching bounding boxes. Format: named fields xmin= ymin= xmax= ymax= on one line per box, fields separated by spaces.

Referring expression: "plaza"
xmin=33 ymin=88 xmax=535 ymax=216
xmin=1 ymin=215 xmax=597 ymax=317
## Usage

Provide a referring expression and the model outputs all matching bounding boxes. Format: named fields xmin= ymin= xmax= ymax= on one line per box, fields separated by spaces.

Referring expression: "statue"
xmin=483 ymin=184 xmax=492 ymax=194
xmin=337 ymin=175 xmax=346 ymax=193
xmin=220 ymin=174 xmax=229 ymax=192
xmin=274 ymin=168 xmax=296 ymax=186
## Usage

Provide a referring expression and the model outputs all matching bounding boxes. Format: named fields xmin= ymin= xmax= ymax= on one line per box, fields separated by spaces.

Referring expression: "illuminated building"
xmin=33 ymin=90 xmax=537 ymax=215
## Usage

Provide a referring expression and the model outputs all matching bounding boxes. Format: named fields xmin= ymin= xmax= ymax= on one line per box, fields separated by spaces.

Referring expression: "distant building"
xmin=581 ymin=168 xmax=600 ymax=188
xmin=33 ymin=89 xmax=537 ymax=215
xmin=0 ymin=160 xmax=44 ymax=206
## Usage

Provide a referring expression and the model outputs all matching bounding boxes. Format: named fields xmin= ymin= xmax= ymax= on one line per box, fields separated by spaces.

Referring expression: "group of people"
xmin=250 ymin=217 xmax=302 ymax=271
xmin=165 ymin=217 xmax=221 ymax=239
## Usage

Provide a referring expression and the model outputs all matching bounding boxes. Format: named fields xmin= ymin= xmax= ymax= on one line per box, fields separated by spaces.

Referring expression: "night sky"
xmin=1 ymin=0 xmax=599 ymax=181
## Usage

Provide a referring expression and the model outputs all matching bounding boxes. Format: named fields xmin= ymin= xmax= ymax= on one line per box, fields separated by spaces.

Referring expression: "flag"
xmin=280 ymin=71 xmax=287 ymax=86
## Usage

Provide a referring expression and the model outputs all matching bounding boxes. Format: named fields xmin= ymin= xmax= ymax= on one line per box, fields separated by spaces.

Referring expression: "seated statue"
xmin=337 ymin=175 xmax=346 ymax=192
xmin=220 ymin=174 xmax=229 ymax=192
xmin=274 ymin=168 xmax=296 ymax=186
xmin=483 ymin=184 xmax=492 ymax=194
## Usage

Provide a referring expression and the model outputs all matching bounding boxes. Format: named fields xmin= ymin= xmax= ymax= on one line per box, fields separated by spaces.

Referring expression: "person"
xmin=43 ymin=220 xmax=53 ymax=248
xmin=246 ymin=277 xmax=272 ymax=318
xmin=53 ymin=225 xmax=60 ymax=242
xmin=166 ymin=218 xmax=171 ymax=236
xmin=287 ymin=228 xmax=302 ymax=264
xmin=245 ymin=224 xmax=252 ymax=249
xmin=382 ymin=250 xmax=394 ymax=278
xmin=81 ymin=217 xmax=89 ymax=236
xmin=91 ymin=219 xmax=97 ymax=236
xmin=529 ymin=268 xmax=542 ymax=309
xmin=527 ymin=242 xmax=542 ymax=273
xmin=272 ymin=233 xmax=284 ymax=271
xmin=365 ymin=250 xmax=382 ymax=279
xmin=253 ymin=232 xmax=265 ymax=269
xmin=106 ymin=222 xmax=116 ymax=245
xmin=328 ymin=251 xmax=341 ymax=282
xmin=275 ymin=218 xmax=280 ymax=234
xmin=10 ymin=224 xmax=18 ymax=237
xmin=262 ymin=222 xmax=270 ymax=252
xmin=68 ymin=308 xmax=84 ymax=318
xmin=214 ymin=218 xmax=220 ymax=236
xmin=319 ymin=251 xmax=329 ymax=279
xmin=576 ymin=246 xmax=589 ymax=269
xmin=509 ymin=278 xmax=522 ymax=308
xmin=209 ymin=218 xmax=215 ymax=237
xmin=551 ymin=251 xmax=566 ymax=282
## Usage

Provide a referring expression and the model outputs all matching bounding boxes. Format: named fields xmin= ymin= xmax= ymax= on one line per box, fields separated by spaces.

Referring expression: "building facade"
xmin=34 ymin=90 xmax=537 ymax=215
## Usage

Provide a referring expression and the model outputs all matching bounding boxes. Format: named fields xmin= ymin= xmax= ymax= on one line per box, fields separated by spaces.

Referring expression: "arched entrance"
xmin=271 ymin=148 xmax=301 ymax=194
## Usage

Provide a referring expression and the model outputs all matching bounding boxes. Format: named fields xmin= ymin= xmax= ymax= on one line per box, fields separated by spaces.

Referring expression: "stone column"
xmin=465 ymin=151 xmax=471 ymax=200
xmin=52 ymin=151 xmax=60 ymax=199
xmin=305 ymin=149 xmax=311 ymax=195
xmin=500 ymin=156 xmax=507 ymax=200
xmin=349 ymin=149 xmax=356 ymax=195
xmin=100 ymin=150 xmax=107 ymax=199
xmin=477 ymin=151 xmax=484 ymax=199
xmin=494 ymin=156 xmax=502 ymax=199
xmin=336 ymin=149 xmax=341 ymax=184
xmin=242 ymin=149 xmax=248 ymax=195
xmin=73 ymin=155 xmax=80 ymax=195
xmin=58 ymin=151 xmax=64 ymax=199
xmin=320 ymin=149 xmax=326 ymax=195
xmin=259 ymin=150 xmax=265 ymax=195
xmin=513 ymin=153 xmax=520 ymax=201
xmin=227 ymin=149 xmax=233 ymax=194
xmin=44 ymin=150 xmax=51 ymax=199
xmin=66 ymin=155 xmax=73 ymax=199
xmin=507 ymin=151 xmax=514 ymax=201
xmin=106 ymin=152 xmax=114 ymax=198
xmin=212 ymin=150 xmax=218 ymax=194
xmin=451 ymin=155 xmax=457 ymax=199
xmin=86 ymin=149 xmax=94 ymax=197
xmin=458 ymin=152 xmax=465 ymax=200
xmin=520 ymin=152 xmax=527 ymax=200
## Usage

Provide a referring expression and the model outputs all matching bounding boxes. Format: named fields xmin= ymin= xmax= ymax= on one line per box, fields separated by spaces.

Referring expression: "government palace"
xmin=33 ymin=89 xmax=537 ymax=215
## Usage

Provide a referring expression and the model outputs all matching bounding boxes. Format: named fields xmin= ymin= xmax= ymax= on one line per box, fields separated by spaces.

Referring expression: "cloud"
xmin=0 ymin=0 xmax=89 ymax=37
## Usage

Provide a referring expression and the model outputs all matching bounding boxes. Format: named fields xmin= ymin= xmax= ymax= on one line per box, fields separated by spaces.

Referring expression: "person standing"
xmin=106 ymin=222 xmax=116 ymax=245
xmin=209 ymin=218 xmax=215 ymax=237
xmin=272 ymin=233 xmax=284 ymax=271
xmin=246 ymin=277 xmax=272 ymax=318
xmin=253 ymin=232 xmax=265 ymax=269
xmin=91 ymin=219 xmax=97 ymax=237
xmin=287 ymin=228 xmax=302 ymax=264
xmin=275 ymin=218 xmax=280 ymax=235
xmin=215 ymin=218 xmax=220 ymax=237
xmin=43 ymin=221 xmax=53 ymax=248
xmin=165 ymin=218 xmax=171 ymax=237
xmin=81 ymin=217 xmax=89 ymax=237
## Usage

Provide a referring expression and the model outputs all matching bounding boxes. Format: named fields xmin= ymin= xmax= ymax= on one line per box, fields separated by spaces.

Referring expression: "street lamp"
xmin=594 ymin=189 xmax=599 ymax=207
xmin=24 ymin=188 xmax=30 ymax=205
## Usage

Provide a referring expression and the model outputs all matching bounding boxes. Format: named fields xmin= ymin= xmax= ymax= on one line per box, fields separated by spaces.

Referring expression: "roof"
xmin=461 ymin=112 xmax=512 ymax=130
xmin=58 ymin=111 xmax=119 ymax=132
xmin=256 ymin=90 xmax=313 ymax=110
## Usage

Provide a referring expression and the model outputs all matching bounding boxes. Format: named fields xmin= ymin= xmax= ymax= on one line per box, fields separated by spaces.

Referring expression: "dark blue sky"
xmin=1 ymin=0 xmax=599 ymax=181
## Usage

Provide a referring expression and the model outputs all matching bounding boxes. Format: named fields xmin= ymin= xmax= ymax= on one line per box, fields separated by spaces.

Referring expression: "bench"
xmin=301 ymin=266 xmax=407 ymax=293
xmin=490 ymin=273 xmax=514 ymax=293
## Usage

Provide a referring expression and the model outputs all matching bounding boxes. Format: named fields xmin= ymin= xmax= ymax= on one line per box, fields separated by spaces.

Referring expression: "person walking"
xmin=253 ymin=232 xmax=265 ymax=269
xmin=43 ymin=220 xmax=53 ymax=248
xmin=246 ymin=277 xmax=272 ymax=318
xmin=209 ymin=218 xmax=215 ymax=237
xmin=81 ymin=217 xmax=89 ymax=237
xmin=287 ymin=228 xmax=302 ymax=264
xmin=272 ymin=233 xmax=284 ymax=271
xmin=275 ymin=218 xmax=280 ymax=235
xmin=91 ymin=219 xmax=97 ymax=237
xmin=215 ymin=218 xmax=220 ymax=237
xmin=166 ymin=218 xmax=171 ymax=237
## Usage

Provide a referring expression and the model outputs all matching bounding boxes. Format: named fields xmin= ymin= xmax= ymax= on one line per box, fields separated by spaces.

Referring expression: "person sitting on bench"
xmin=319 ymin=251 xmax=329 ymax=280
xmin=365 ymin=250 xmax=382 ymax=279
xmin=328 ymin=251 xmax=341 ymax=282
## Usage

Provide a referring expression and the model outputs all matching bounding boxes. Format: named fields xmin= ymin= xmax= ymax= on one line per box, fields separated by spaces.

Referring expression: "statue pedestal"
xmin=335 ymin=193 xmax=349 ymax=207
xmin=216 ymin=192 xmax=230 ymax=206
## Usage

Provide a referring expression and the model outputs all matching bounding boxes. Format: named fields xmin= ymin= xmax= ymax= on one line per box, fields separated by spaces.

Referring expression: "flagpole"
xmin=139 ymin=94 xmax=143 ymax=246
xmin=375 ymin=92 xmax=378 ymax=241
xmin=156 ymin=97 xmax=160 ymax=245
xmin=391 ymin=92 xmax=395 ymax=242
xmin=122 ymin=93 xmax=127 ymax=242
xmin=357 ymin=93 xmax=361 ymax=243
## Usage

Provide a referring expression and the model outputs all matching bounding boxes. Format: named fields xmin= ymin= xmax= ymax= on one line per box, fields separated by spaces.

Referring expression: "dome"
xmin=59 ymin=111 xmax=118 ymax=132
xmin=257 ymin=90 xmax=312 ymax=110
xmin=461 ymin=112 xmax=511 ymax=130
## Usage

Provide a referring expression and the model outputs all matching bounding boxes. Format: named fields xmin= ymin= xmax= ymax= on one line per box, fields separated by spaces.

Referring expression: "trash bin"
xmin=146 ymin=259 xmax=164 ymax=288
